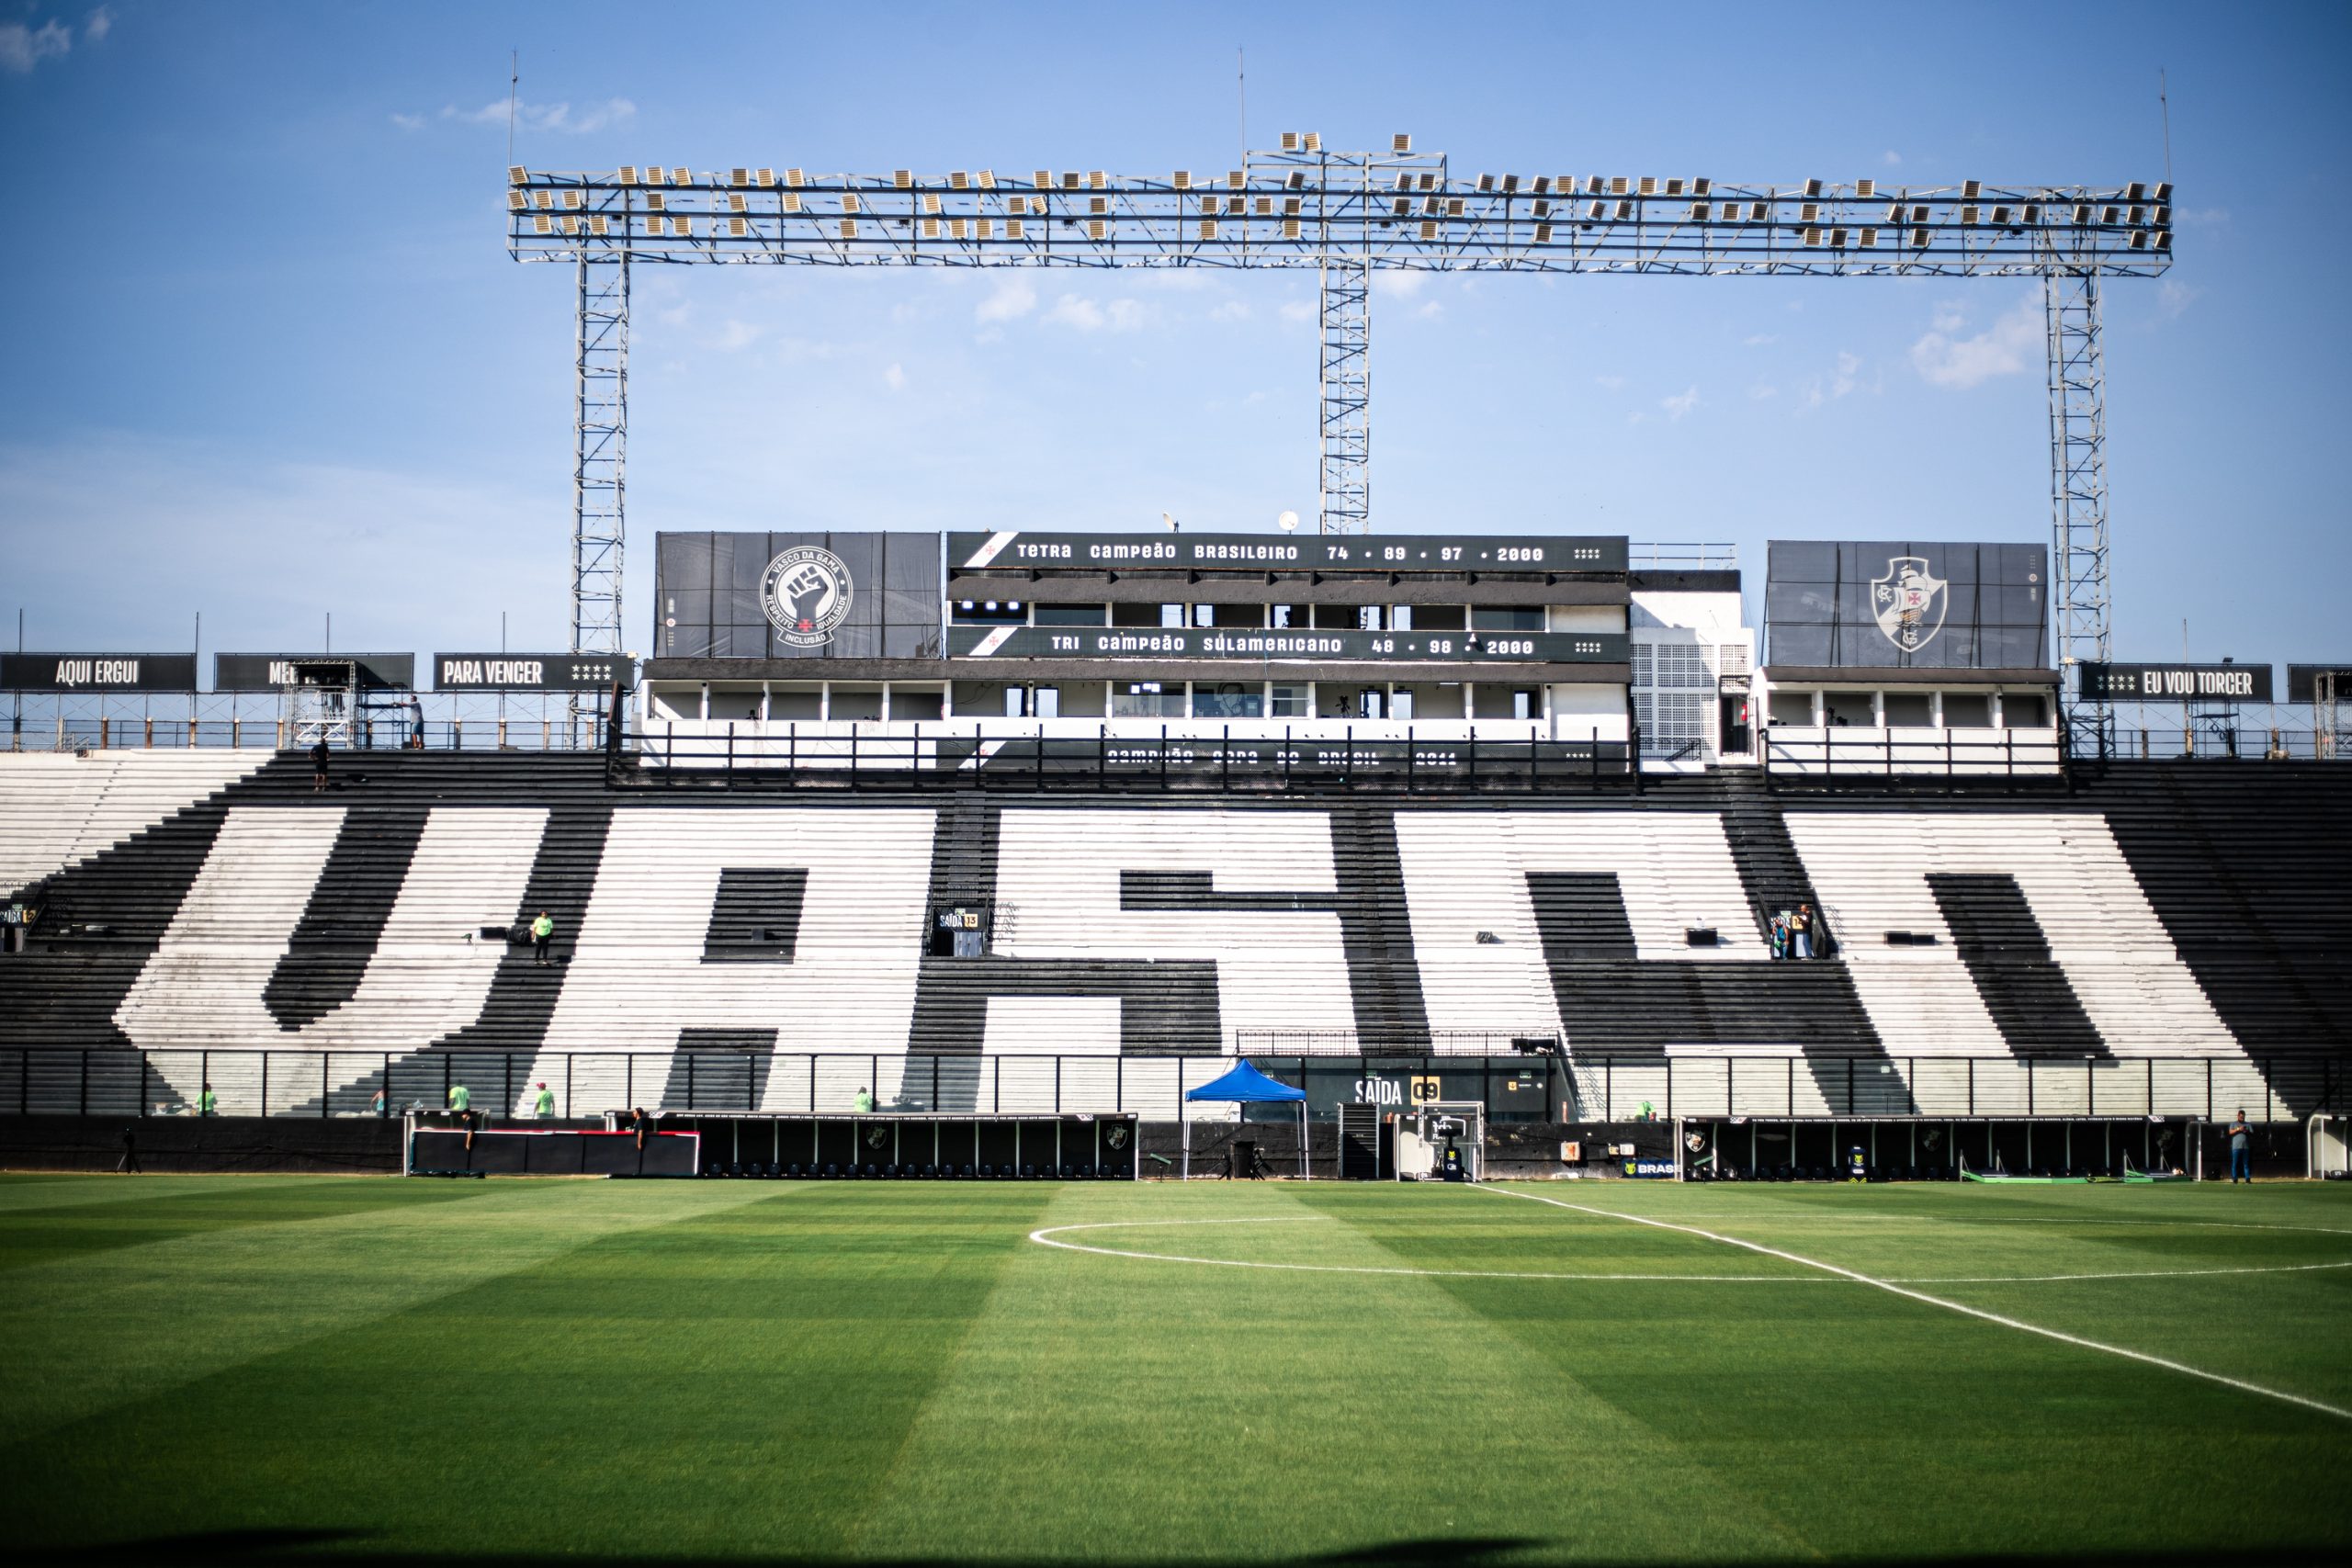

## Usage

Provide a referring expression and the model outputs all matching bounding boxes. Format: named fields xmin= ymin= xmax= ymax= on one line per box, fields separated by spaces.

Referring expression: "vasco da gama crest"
xmin=762 ymin=546 xmax=854 ymax=649
xmin=1871 ymin=556 xmax=1948 ymax=653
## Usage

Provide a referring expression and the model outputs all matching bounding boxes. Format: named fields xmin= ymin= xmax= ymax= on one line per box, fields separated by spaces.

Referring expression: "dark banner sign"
xmin=654 ymin=531 xmax=944 ymax=660
xmin=2 ymin=653 xmax=197 ymax=692
xmin=950 ymin=531 xmax=1628 ymax=574
xmin=1765 ymin=540 xmax=2048 ymax=671
xmin=2080 ymin=662 xmax=2274 ymax=702
xmin=432 ymin=654 xmax=632 ymax=692
xmin=2287 ymin=665 xmax=2352 ymax=704
xmin=949 ymin=626 xmax=1625 ymax=664
xmin=214 ymin=653 xmax=416 ymax=691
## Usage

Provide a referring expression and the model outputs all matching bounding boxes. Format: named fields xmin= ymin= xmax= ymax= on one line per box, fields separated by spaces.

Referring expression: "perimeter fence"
xmin=2 ymin=1047 xmax=2340 ymax=1127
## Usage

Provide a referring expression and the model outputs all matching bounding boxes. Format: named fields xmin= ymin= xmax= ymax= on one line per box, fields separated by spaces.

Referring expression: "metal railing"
xmin=622 ymin=722 xmax=1638 ymax=791
xmin=5 ymin=692 xmax=612 ymax=753
xmin=2 ymin=1047 xmax=2339 ymax=1126
xmin=1760 ymin=725 xmax=2066 ymax=780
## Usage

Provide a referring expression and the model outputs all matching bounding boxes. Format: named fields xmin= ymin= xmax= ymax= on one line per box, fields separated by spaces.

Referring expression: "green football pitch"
xmin=3 ymin=1174 xmax=2347 ymax=1564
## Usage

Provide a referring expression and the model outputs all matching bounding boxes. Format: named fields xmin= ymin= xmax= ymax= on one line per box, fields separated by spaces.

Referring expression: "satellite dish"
xmin=1277 ymin=510 xmax=1299 ymax=532
xmin=1162 ymin=511 xmax=1180 ymax=532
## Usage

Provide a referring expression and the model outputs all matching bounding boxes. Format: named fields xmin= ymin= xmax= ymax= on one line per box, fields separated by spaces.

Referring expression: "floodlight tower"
xmin=506 ymin=141 xmax=2171 ymax=747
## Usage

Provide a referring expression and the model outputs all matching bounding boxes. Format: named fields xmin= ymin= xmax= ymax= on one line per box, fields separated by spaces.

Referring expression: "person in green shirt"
xmin=534 ymin=1081 xmax=556 ymax=1120
xmin=530 ymin=911 xmax=556 ymax=966
xmin=198 ymin=1082 xmax=217 ymax=1117
xmin=854 ymin=1086 xmax=875 ymax=1113
xmin=448 ymin=1083 xmax=470 ymax=1113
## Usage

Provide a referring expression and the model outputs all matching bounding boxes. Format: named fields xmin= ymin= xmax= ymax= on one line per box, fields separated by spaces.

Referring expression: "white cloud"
xmin=1208 ymin=300 xmax=1251 ymax=323
xmin=1833 ymin=351 xmax=1861 ymax=397
xmin=1910 ymin=294 xmax=2041 ymax=389
xmin=441 ymin=97 xmax=637 ymax=135
xmin=1748 ymin=384 xmax=1780 ymax=400
xmin=390 ymin=113 xmax=426 ymax=132
xmin=1881 ymin=150 xmax=1902 ymax=167
xmin=1660 ymin=386 xmax=1700 ymax=421
xmin=2158 ymin=279 xmax=2199 ymax=320
xmin=1592 ymin=374 xmax=1625 ymax=391
xmin=713 ymin=320 xmax=761 ymax=353
xmin=884 ymin=363 xmax=906 ymax=392
xmin=2175 ymin=207 xmax=2230 ymax=230
xmin=0 ymin=18 xmax=72 ymax=72
xmin=1278 ymin=299 xmax=1315 ymax=324
xmin=85 ymin=6 xmax=110 ymax=42
xmin=975 ymin=277 xmax=1036 ymax=323
xmin=1742 ymin=333 xmax=1779 ymax=347
xmin=1416 ymin=299 xmax=1442 ymax=320
xmin=1371 ymin=272 xmax=1427 ymax=299
xmin=1044 ymin=294 xmax=1143 ymax=332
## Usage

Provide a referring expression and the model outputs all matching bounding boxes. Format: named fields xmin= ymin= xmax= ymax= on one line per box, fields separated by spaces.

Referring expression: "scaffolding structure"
xmin=508 ymin=135 xmax=2172 ymax=731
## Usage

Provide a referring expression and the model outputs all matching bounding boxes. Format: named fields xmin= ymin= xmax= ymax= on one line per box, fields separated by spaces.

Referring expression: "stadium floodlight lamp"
xmin=2153 ymin=179 xmax=2173 ymax=202
xmin=670 ymin=167 xmax=688 ymax=186
xmin=756 ymin=168 xmax=775 ymax=186
xmin=1637 ymin=175 xmax=1657 ymax=196
xmin=1393 ymin=132 xmax=1411 ymax=152
xmin=1962 ymin=178 xmax=1982 ymax=199
xmin=618 ymin=165 xmax=638 ymax=184
xmin=1692 ymin=176 xmax=1711 ymax=197
xmin=507 ymin=191 xmax=526 ymax=211
xmin=1664 ymin=177 xmax=1683 ymax=197
xmin=978 ymin=169 xmax=996 ymax=188
xmin=508 ymin=165 xmax=527 ymax=185
xmin=893 ymin=169 xmax=911 ymax=188
xmin=1803 ymin=177 xmax=1822 ymax=197
xmin=2126 ymin=181 xmax=2146 ymax=201
xmin=1173 ymin=170 xmax=1191 ymax=190
xmin=1856 ymin=177 xmax=1875 ymax=198
xmin=1477 ymin=173 xmax=1495 ymax=193
xmin=730 ymin=168 xmax=749 ymax=186
xmin=1281 ymin=131 xmax=1299 ymax=151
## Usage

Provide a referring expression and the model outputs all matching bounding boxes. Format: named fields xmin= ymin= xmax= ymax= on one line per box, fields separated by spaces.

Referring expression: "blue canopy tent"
xmin=1182 ymin=1060 xmax=1308 ymax=1179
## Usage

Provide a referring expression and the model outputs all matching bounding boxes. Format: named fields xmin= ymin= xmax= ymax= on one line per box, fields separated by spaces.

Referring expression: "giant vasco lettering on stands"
xmin=10 ymin=784 xmax=2268 ymax=1077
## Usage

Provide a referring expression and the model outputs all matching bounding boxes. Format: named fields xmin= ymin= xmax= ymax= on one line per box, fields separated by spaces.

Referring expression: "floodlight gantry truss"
xmin=508 ymin=132 xmax=2173 ymax=743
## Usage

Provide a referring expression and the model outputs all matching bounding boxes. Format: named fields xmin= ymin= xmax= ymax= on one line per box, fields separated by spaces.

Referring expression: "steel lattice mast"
xmin=507 ymin=132 xmax=2173 ymax=731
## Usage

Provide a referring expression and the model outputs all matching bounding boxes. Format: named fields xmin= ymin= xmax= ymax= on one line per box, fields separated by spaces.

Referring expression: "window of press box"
xmin=1471 ymin=606 xmax=1546 ymax=631
xmin=1193 ymin=684 xmax=1261 ymax=718
xmin=1110 ymin=682 xmax=1187 ymax=717
xmin=1768 ymin=691 xmax=1816 ymax=728
xmin=1269 ymin=604 xmax=1312 ymax=629
xmin=1411 ymin=604 xmax=1466 ymax=630
xmin=2003 ymin=692 xmax=2050 ymax=728
xmin=1941 ymin=694 xmax=1992 ymax=727
xmin=1001 ymin=685 xmax=1059 ymax=719
xmin=1033 ymin=604 xmax=1106 ymax=626
xmin=1192 ymin=604 xmax=1263 ymax=627
xmin=1269 ymin=684 xmax=1311 ymax=717
xmin=953 ymin=599 xmax=1026 ymax=626
xmin=1111 ymin=603 xmax=1166 ymax=628
xmin=1883 ymin=693 xmax=1934 ymax=728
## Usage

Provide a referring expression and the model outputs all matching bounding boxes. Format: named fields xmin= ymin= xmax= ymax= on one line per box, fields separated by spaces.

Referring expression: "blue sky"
xmin=3 ymin=0 xmax=2347 ymax=670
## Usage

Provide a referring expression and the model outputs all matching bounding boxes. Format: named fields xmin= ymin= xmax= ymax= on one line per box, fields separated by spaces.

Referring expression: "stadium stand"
xmin=1 ymin=751 xmax=2346 ymax=1120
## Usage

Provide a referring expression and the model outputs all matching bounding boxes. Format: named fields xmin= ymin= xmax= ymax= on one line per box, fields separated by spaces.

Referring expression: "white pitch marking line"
xmin=1031 ymin=1219 xmax=2352 ymax=1287
xmin=1027 ymin=1218 xmax=1821 ymax=1283
xmin=1476 ymin=1185 xmax=2352 ymax=1425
